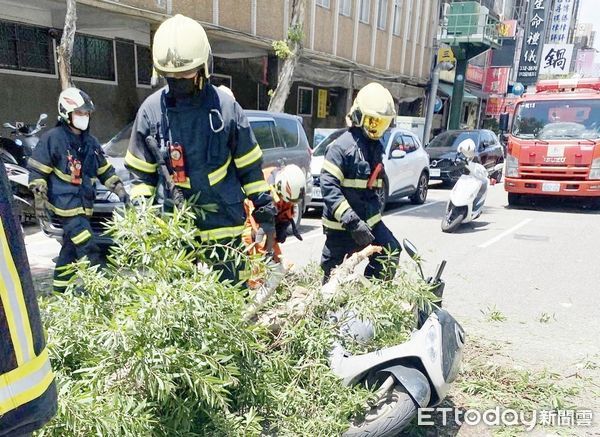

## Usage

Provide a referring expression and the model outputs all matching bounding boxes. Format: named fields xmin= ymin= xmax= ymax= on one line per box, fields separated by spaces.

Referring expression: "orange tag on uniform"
xmin=169 ymin=143 xmax=186 ymax=183
xmin=67 ymin=154 xmax=82 ymax=185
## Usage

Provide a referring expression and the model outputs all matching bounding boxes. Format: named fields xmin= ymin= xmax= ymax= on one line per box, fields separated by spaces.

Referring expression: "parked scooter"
xmin=332 ymin=239 xmax=465 ymax=437
xmin=441 ymin=139 xmax=503 ymax=233
xmin=1 ymin=113 xmax=47 ymax=166
xmin=4 ymin=163 xmax=35 ymax=224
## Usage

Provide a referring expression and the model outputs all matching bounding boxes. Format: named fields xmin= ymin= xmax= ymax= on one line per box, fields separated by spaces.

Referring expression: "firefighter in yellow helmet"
xmin=0 ymin=164 xmax=57 ymax=435
xmin=320 ymin=82 xmax=401 ymax=282
xmin=125 ymin=14 xmax=276 ymax=283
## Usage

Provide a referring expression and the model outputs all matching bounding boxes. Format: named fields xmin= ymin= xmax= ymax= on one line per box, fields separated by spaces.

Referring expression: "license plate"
xmin=430 ymin=168 xmax=441 ymax=177
xmin=312 ymin=187 xmax=322 ymax=199
xmin=542 ymin=182 xmax=560 ymax=192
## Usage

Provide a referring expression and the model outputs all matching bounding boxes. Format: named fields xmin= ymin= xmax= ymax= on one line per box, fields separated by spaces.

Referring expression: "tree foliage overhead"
xmin=37 ymin=203 xmax=434 ymax=436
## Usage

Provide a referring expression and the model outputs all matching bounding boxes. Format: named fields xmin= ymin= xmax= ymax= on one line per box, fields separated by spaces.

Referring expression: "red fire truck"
xmin=503 ymin=79 xmax=600 ymax=206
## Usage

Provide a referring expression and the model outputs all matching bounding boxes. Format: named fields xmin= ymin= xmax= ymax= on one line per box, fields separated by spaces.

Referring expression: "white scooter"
xmin=332 ymin=240 xmax=465 ymax=437
xmin=441 ymin=139 xmax=502 ymax=233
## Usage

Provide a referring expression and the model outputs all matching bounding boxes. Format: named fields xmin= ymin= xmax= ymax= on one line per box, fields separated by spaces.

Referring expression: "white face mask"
xmin=72 ymin=114 xmax=90 ymax=131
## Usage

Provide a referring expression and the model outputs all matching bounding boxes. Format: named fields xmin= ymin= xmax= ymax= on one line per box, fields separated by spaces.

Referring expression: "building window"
xmin=328 ymin=91 xmax=340 ymax=117
xmin=359 ymin=0 xmax=371 ymax=23
xmin=72 ymin=34 xmax=115 ymax=81
xmin=392 ymin=0 xmax=402 ymax=35
xmin=297 ymin=86 xmax=313 ymax=116
xmin=339 ymin=0 xmax=352 ymax=16
xmin=377 ymin=0 xmax=388 ymax=30
xmin=0 ymin=20 xmax=55 ymax=74
xmin=316 ymin=0 xmax=330 ymax=8
xmin=135 ymin=44 xmax=152 ymax=86
xmin=257 ymin=83 xmax=269 ymax=110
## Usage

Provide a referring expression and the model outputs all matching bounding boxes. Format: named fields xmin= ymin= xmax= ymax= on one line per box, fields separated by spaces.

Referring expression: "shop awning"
xmin=438 ymin=83 xmax=479 ymax=104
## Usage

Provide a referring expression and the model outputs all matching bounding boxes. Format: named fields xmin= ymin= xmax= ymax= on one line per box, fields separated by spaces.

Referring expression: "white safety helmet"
xmin=348 ymin=82 xmax=396 ymax=140
xmin=457 ymin=138 xmax=476 ymax=159
xmin=57 ymin=87 xmax=95 ymax=123
xmin=152 ymin=14 xmax=212 ymax=79
xmin=274 ymin=164 xmax=305 ymax=203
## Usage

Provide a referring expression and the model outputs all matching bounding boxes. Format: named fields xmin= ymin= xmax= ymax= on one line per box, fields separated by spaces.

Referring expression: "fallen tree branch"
xmin=256 ymin=245 xmax=382 ymax=332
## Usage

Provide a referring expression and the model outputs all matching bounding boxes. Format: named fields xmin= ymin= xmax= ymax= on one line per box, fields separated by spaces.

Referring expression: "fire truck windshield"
xmin=512 ymin=99 xmax=600 ymax=140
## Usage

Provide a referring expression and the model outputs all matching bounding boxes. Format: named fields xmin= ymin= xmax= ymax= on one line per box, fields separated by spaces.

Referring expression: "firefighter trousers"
xmin=321 ymin=221 xmax=401 ymax=283
xmin=53 ymin=216 xmax=101 ymax=293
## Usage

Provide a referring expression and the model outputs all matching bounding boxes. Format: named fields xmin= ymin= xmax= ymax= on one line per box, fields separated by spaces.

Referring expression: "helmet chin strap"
xmin=194 ymin=71 xmax=206 ymax=92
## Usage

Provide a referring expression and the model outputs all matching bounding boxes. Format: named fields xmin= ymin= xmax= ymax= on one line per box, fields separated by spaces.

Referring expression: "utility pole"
xmin=423 ymin=61 xmax=455 ymax=144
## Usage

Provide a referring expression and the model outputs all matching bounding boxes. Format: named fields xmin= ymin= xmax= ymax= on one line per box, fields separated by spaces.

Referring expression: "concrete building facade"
xmin=0 ymin=0 xmax=439 ymax=142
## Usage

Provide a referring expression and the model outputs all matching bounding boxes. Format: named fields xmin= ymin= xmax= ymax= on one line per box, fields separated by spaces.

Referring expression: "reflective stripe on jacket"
xmin=0 ymin=164 xmax=57 ymax=436
xmin=28 ymin=122 xmax=119 ymax=218
xmin=125 ymin=84 xmax=272 ymax=238
xmin=320 ymin=127 xmax=384 ymax=231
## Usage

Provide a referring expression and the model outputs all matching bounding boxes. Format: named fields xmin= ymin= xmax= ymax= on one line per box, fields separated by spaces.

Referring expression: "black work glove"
xmin=112 ymin=182 xmax=130 ymax=205
xmin=253 ymin=203 xmax=277 ymax=253
xmin=342 ymin=209 xmax=375 ymax=247
xmin=275 ymin=220 xmax=291 ymax=244
xmin=30 ymin=181 xmax=49 ymax=222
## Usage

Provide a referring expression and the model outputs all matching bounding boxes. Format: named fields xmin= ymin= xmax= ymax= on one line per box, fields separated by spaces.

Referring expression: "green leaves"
xmin=38 ymin=201 xmax=433 ymax=436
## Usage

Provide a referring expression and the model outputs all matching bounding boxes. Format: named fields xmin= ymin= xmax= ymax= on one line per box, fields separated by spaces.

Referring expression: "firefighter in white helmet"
xmin=125 ymin=14 xmax=275 ymax=283
xmin=28 ymin=87 xmax=128 ymax=292
xmin=320 ymin=82 xmax=401 ymax=282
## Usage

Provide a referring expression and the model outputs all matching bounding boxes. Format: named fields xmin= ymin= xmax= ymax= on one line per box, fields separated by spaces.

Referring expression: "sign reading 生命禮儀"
xmin=517 ymin=0 xmax=551 ymax=85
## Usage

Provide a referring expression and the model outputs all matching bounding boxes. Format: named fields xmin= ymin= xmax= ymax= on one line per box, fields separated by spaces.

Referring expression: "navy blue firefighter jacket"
xmin=125 ymin=84 xmax=272 ymax=241
xmin=28 ymin=121 xmax=120 ymax=218
xmin=320 ymin=127 xmax=385 ymax=232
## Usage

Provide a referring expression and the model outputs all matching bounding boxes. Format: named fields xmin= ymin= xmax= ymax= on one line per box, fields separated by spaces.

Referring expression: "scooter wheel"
xmin=344 ymin=382 xmax=419 ymax=437
xmin=441 ymin=206 xmax=466 ymax=233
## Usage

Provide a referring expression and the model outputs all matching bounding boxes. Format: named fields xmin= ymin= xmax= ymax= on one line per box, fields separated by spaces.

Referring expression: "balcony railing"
xmin=439 ymin=10 xmax=501 ymax=48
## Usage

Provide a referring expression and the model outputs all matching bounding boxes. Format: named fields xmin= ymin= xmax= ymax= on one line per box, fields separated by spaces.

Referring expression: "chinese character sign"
xmin=548 ymin=0 xmax=574 ymax=43
xmin=539 ymin=44 xmax=574 ymax=75
xmin=483 ymin=67 xmax=510 ymax=94
xmin=517 ymin=0 xmax=551 ymax=85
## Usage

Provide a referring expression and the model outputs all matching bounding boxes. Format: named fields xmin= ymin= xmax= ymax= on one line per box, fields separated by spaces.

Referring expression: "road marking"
xmin=388 ymin=200 xmax=443 ymax=216
xmin=478 ymin=218 xmax=533 ymax=248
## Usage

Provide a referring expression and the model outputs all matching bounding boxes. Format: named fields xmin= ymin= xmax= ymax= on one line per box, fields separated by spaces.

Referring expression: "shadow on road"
xmin=451 ymin=221 xmax=491 ymax=234
xmin=505 ymin=196 xmax=600 ymax=215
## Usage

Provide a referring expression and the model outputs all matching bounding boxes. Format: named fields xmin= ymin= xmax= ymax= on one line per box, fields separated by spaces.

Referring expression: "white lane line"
xmin=388 ymin=200 xmax=443 ymax=216
xmin=478 ymin=218 xmax=533 ymax=249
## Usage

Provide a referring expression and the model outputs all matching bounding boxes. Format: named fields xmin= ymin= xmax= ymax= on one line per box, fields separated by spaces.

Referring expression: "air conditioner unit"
xmin=442 ymin=2 xmax=451 ymax=19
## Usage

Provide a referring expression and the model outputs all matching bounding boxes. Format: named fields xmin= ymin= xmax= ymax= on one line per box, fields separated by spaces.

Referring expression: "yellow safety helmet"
xmin=348 ymin=82 xmax=396 ymax=140
xmin=152 ymin=14 xmax=212 ymax=78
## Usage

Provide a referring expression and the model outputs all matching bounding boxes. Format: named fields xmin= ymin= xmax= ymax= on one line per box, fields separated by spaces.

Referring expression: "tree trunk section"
xmin=268 ymin=0 xmax=305 ymax=113
xmin=57 ymin=0 xmax=77 ymax=90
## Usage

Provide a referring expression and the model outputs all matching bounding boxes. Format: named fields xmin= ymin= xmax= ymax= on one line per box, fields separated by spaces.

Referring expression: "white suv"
xmin=309 ymin=128 xmax=430 ymax=210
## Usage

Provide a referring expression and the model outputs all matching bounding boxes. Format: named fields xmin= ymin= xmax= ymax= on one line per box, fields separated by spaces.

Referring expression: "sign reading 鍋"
xmin=539 ymin=44 xmax=574 ymax=75
xmin=517 ymin=0 xmax=551 ymax=85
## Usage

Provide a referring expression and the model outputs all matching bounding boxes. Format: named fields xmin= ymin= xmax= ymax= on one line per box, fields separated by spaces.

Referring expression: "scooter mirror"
xmin=402 ymin=239 xmax=419 ymax=260
xmin=38 ymin=113 xmax=48 ymax=124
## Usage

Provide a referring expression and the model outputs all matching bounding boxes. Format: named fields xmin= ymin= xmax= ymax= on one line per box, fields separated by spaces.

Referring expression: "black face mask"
xmin=166 ymin=76 xmax=198 ymax=99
